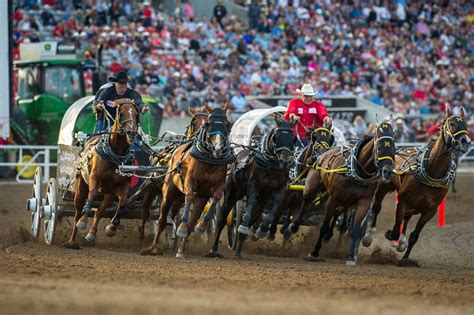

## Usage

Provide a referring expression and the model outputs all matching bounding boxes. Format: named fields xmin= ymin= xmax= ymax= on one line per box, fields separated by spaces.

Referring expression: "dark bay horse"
xmin=208 ymin=118 xmax=296 ymax=258
xmin=65 ymin=98 xmax=139 ymax=248
xmin=141 ymin=103 xmax=234 ymax=257
xmin=284 ymin=120 xmax=396 ymax=266
xmin=139 ymin=106 xmax=208 ymax=239
xmin=362 ymin=108 xmax=470 ymax=266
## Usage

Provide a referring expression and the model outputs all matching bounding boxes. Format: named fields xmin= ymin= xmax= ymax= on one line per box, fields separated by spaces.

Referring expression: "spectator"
xmin=353 ymin=115 xmax=368 ymax=137
xmin=213 ymin=0 xmax=227 ymax=29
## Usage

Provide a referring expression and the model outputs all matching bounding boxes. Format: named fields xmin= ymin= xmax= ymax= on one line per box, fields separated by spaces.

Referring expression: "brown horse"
xmin=269 ymin=125 xmax=336 ymax=241
xmin=141 ymin=103 xmax=234 ymax=257
xmin=362 ymin=108 xmax=470 ymax=266
xmin=138 ymin=106 xmax=209 ymax=239
xmin=284 ymin=120 xmax=396 ymax=266
xmin=208 ymin=118 xmax=296 ymax=258
xmin=65 ymin=98 xmax=139 ymax=248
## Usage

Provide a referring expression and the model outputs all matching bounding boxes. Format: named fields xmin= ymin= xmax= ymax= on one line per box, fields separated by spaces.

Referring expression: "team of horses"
xmin=64 ymin=100 xmax=470 ymax=267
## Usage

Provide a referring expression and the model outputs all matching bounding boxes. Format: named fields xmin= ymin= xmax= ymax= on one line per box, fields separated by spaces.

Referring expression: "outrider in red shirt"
xmin=283 ymin=99 xmax=329 ymax=140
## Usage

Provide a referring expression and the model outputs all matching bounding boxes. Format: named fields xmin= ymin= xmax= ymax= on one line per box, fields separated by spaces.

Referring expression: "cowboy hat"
xmin=109 ymin=71 xmax=129 ymax=84
xmin=296 ymin=83 xmax=317 ymax=96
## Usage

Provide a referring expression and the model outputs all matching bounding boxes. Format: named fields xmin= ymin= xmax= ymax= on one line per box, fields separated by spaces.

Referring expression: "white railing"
xmin=0 ymin=145 xmax=58 ymax=183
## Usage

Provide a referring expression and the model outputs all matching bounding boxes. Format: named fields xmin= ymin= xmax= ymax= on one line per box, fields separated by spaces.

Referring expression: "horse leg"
xmin=256 ymin=188 xmax=286 ymax=239
xmin=139 ymin=187 xmax=159 ymax=240
xmin=346 ymin=198 xmax=372 ymax=266
xmin=399 ymin=208 xmax=437 ymax=266
xmin=176 ymin=197 xmax=207 ymax=258
xmin=235 ymin=201 xmax=263 ymax=258
xmin=323 ymin=213 xmax=338 ymax=243
xmin=362 ymin=185 xmax=390 ymax=247
xmin=85 ymin=193 xmax=114 ymax=243
xmin=269 ymin=198 xmax=288 ymax=241
xmin=395 ymin=214 xmax=412 ymax=252
xmin=140 ymin=188 xmax=176 ymax=255
xmin=76 ymin=183 xmax=98 ymax=231
xmin=208 ymin=184 xmax=239 ymax=257
xmin=237 ymin=182 xmax=257 ymax=235
xmin=385 ymin=199 xmax=407 ymax=242
xmin=105 ymin=187 xmax=129 ymax=237
xmin=176 ymin=188 xmax=196 ymax=238
xmin=307 ymin=197 xmax=336 ymax=260
xmin=64 ymin=178 xmax=88 ymax=249
xmin=195 ymin=184 xmax=225 ymax=234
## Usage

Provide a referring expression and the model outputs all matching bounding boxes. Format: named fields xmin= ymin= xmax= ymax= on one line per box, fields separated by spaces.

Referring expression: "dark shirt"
xmin=93 ymin=83 xmax=144 ymax=121
xmin=214 ymin=4 xmax=227 ymax=20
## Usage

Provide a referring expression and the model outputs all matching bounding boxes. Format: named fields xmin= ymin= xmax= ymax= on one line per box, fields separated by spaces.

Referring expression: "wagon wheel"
xmin=43 ymin=178 xmax=59 ymax=245
xmin=228 ymin=199 xmax=245 ymax=250
xmin=26 ymin=167 xmax=42 ymax=238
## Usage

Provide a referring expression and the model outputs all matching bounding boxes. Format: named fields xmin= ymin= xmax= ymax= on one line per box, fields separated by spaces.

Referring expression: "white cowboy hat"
xmin=296 ymin=83 xmax=317 ymax=96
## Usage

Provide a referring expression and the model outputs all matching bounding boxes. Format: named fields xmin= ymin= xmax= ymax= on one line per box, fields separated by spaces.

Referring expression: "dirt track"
xmin=0 ymin=175 xmax=473 ymax=315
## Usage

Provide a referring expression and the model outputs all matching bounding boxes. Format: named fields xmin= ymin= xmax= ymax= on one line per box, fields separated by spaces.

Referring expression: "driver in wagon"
xmin=92 ymin=70 xmax=148 ymax=133
xmin=283 ymin=83 xmax=332 ymax=148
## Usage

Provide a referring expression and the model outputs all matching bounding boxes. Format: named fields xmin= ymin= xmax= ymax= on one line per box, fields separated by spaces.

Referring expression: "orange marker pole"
xmin=438 ymin=197 xmax=446 ymax=228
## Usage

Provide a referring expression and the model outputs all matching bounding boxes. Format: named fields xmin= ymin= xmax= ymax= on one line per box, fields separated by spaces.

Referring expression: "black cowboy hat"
xmin=108 ymin=71 xmax=129 ymax=83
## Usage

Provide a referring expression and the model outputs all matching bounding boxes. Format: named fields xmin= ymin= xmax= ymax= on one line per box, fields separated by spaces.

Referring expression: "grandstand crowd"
xmin=12 ymin=0 xmax=474 ymax=141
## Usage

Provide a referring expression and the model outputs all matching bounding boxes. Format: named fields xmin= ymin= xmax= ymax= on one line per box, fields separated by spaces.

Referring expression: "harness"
xmin=314 ymin=134 xmax=394 ymax=186
xmin=255 ymin=127 xmax=294 ymax=169
xmin=395 ymin=143 xmax=457 ymax=189
xmin=95 ymin=134 xmax=135 ymax=165
xmin=189 ymin=128 xmax=235 ymax=165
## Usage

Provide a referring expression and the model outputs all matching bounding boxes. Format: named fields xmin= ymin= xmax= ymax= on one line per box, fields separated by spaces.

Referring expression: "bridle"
xmin=311 ymin=127 xmax=334 ymax=150
xmin=269 ymin=127 xmax=295 ymax=157
xmin=373 ymin=123 xmax=395 ymax=168
xmin=186 ymin=112 xmax=208 ymax=139
xmin=441 ymin=115 xmax=469 ymax=152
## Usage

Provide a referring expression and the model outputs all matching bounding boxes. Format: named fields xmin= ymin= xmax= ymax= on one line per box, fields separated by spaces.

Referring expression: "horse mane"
xmin=114 ymin=98 xmax=135 ymax=106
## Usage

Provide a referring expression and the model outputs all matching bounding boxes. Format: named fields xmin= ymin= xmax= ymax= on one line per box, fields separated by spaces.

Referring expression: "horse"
xmin=138 ymin=106 xmax=208 ymax=239
xmin=268 ymin=125 xmax=336 ymax=242
xmin=140 ymin=103 xmax=234 ymax=257
xmin=362 ymin=107 xmax=470 ymax=266
xmin=65 ymin=98 xmax=139 ymax=248
xmin=283 ymin=120 xmax=396 ymax=266
xmin=208 ymin=118 xmax=296 ymax=258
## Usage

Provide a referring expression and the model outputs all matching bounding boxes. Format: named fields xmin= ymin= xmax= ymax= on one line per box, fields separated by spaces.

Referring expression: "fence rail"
xmin=0 ymin=144 xmax=472 ymax=183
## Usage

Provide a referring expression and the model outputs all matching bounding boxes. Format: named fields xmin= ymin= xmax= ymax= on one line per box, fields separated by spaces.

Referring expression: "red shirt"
xmin=284 ymin=99 xmax=329 ymax=140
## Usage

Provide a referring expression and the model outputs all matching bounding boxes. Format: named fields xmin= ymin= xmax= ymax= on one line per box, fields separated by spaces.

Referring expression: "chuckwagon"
xmin=25 ymin=96 xmax=169 ymax=245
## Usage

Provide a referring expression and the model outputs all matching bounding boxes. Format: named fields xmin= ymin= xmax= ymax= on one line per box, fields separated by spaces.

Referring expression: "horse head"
xmin=114 ymin=98 xmax=139 ymax=145
xmin=204 ymin=102 xmax=231 ymax=158
xmin=187 ymin=106 xmax=208 ymax=139
xmin=442 ymin=106 xmax=470 ymax=153
xmin=373 ymin=119 xmax=396 ymax=183
xmin=271 ymin=117 xmax=296 ymax=169
xmin=310 ymin=126 xmax=335 ymax=152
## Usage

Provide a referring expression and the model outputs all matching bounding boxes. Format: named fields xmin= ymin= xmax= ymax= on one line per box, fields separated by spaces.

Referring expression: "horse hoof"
xmin=396 ymin=235 xmax=407 ymax=252
xmin=205 ymin=251 xmax=223 ymax=259
xmin=176 ymin=252 xmax=186 ymax=259
xmin=289 ymin=223 xmax=298 ymax=234
xmin=362 ymin=235 xmax=373 ymax=247
xmin=255 ymin=227 xmax=269 ymax=239
xmin=267 ymin=234 xmax=275 ymax=242
xmin=76 ymin=220 xmax=87 ymax=230
xmin=305 ymin=253 xmax=323 ymax=262
xmin=105 ymin=225 xmax=117 ymax=237
xmin=385 ymin=229 xmax=394 ymax=241
xmin=398 ymin=258 xmax=420 ymax=267
xmin=345 ymin=260 xmax=357 ymax=267
xmin=84 ymin=232 xmax=96 ymax=243
xmin=63 ymin=242 xmax=80 ymax=250
xmin=140 ymin=246 xmax=162 ymax=256
xmin=176 ymin=227 xmax=188 ymax=238
xmin=194 ymin=222 xmax=206 ymax=235
xmin=238 ymin=224 xmax=249 ymax=235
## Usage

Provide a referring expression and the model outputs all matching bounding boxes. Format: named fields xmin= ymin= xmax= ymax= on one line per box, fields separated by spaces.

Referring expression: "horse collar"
xmin=413 ymin=142 xmax=457 ymax=189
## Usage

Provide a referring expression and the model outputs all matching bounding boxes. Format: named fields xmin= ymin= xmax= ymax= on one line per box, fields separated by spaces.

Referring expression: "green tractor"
xmin=12 ymin=42 xmax=163 ymax=148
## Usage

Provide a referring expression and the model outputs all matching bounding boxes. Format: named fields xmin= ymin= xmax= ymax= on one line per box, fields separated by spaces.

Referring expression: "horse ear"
xmin=223 ymin=100 xmax=229 ymax=113
xmin=188 ymin=107 xmax=196 ymax=116
xmin=445 ymin=104 xmax=453 ymax=117
xmin=459 ymin=107 xmax=465 ymax=119
xmin=204 ymin=102 xmax=213 ymax=114
xmin=375 ymin=114 xmax=381 ymax=125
